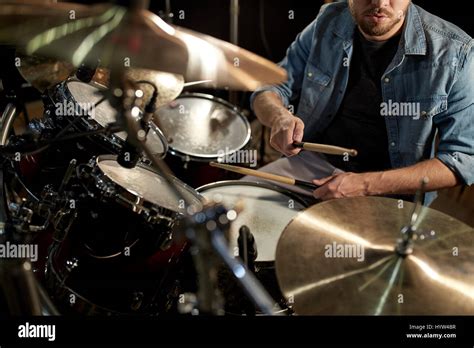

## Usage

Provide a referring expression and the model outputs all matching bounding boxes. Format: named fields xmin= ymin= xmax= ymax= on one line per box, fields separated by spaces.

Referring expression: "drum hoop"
xmin=93 ymin=155 xmax=203 ymax=215
xmin=50 ymin=78 xmax=124 ymax=149
xmin=196 ymin=180 xmax=308 ymax=208
xmin=163 ymin=93 xmax=252 ymax=161
xmin=147 ymin=120 xmax=169 ymax=159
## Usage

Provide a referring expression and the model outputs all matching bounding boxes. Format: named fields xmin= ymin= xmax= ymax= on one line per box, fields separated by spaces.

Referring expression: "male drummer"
xmin=251 ymin=0 xmax=474 ymax=204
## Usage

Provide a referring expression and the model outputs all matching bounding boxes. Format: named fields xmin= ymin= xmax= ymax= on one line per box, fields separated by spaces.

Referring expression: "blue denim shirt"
xmin=251 ymin=2 xmax=474 ymax=204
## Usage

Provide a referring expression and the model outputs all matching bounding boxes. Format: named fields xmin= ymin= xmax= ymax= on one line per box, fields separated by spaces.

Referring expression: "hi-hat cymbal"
xmin=0 ymin=3 xmax=286 ymax=91
xmin=16 ymin=52 xmax=184 ymax=107
xmin=16 ymin=54 xmax=74 ymax=92
xmin=275 ymin=197 xmax=474 ymax=315
xmin=92 ymin=68 xmax=185 ymax=109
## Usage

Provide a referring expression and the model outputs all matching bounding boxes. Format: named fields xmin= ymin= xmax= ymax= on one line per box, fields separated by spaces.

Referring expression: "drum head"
xmin=67 ymin=80 xmax=167 ymax=157
xmin=155 ymin=94 xmax=250 ymax=159
xmin=97 ymin=156 xmax=202 ymax=214
xmin=198 ymin=181 xmax=307 ymax=262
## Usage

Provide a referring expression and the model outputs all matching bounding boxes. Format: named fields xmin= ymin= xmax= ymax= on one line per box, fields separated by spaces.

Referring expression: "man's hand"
xmin=269 ymin=111 xmax=305 ymax=157
xmin=253 ymin=91 xmax=305 ymax=157
xmin=312 ymin=172 xmax=372 ymax=201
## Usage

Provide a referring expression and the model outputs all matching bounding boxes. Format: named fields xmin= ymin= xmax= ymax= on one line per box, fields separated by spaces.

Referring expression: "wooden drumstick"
xmin=209 ymin=162 xmax=318 ymax=190
xmin=293 ymin=142 xmax=358 ymax=157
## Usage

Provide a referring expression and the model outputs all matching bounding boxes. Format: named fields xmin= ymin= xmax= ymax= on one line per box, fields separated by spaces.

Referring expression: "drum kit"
xmin=0 ymin=1 xmax=473 ymax=318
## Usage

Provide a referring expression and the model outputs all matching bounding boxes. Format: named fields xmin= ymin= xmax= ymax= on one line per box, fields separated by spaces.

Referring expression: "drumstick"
xmin=209 ymin=162 xmax=318 ymax=190
xmin=293 ymin=141 xmax=358 ymax=157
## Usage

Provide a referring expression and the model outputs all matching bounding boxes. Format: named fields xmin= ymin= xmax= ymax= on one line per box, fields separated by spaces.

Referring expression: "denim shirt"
xmin=251 ymin=3 xmax=474 ymax=204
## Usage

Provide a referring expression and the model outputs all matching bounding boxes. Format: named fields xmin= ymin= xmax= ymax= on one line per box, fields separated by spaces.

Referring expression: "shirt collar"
xmin=333 ymin=3 xmax=427 ymax=56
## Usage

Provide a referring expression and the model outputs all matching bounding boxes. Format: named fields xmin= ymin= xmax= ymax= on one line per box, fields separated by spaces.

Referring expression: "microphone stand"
xmin=108 ymin=58 xmax=279 ymax=314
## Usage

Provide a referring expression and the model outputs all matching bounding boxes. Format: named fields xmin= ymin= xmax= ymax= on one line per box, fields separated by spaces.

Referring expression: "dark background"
xmin=4 ymin=1 xmax=474 ymax=110
xmin=149 ymin=0 xmax=474 ymax=63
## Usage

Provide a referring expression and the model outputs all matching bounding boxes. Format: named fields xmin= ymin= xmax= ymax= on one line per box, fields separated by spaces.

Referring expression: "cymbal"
xmin=275 ymin=197 xmax=474 ymax=315
xmin=97 ymin=68 xmax=185 ymax=109
xmin=16 ymin=51 xmax=184 ymax=106
xmin=0 ymin=3 xmax=286 ymax=91
xmin=16 ymin=54 xmax=74 ymax=92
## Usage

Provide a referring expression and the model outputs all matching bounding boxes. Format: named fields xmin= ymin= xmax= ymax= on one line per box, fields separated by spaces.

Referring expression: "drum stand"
xmin=113 ymin=76 xmax=280 ymax=315
xmin=0 ymin=160 xmax=59 ymax=315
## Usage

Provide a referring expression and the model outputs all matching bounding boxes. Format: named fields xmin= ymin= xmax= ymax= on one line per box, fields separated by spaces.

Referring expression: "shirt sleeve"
xmin=250 ymin=5 xmax=330 ymax=110
xmin=435 ymin=41 xmax=474 ymax=185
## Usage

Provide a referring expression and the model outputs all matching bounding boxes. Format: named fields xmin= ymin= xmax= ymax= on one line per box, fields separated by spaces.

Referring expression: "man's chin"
xmin=359 ymin=23 xmax=395 ymax=37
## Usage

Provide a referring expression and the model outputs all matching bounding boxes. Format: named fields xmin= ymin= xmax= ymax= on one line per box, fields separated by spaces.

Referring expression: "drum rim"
xmin=147 ymin=120 xmax=169 ymax=159
xmin=52 ymin=78 xmax=125 ymax=148
xmin=65 ymin=79 xmax=169 ymax=158
xmin=196 ymin=180 xmax=308 ymax=208
xmin=95 ymin=154 xmax=203 ymax=214
xmin=158 ymin=93 xmax=252 ymax=161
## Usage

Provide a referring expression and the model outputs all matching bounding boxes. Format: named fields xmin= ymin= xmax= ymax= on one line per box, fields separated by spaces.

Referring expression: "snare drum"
xmin=155 ymin=93 xmax=251 ymax=187
xmin=197 ymin=181 xmax=307 ymax=314
xmin=45 ymin=155 xmax=203 ymax=315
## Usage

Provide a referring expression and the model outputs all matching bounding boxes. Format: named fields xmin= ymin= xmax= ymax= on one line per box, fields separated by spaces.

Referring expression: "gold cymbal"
xmin=16 ymin=55 xmax=183 ymax=107
xmin=16 ymin=54 xmax=74 ymax=92
xmin=0 ymin=3 xmax=286 ymax=91
xmin=94 ymin=68 xmax=184 ymax=109
xmin=275 ymin=197 xmax=474 ymax=315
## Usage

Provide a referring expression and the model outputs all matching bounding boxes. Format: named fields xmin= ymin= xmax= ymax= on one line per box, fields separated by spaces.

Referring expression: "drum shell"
xmin=44 ymin=156 xmax=202 ymax=315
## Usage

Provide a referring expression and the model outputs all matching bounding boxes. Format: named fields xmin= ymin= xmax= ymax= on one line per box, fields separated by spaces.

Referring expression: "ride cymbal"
xmin=275 ymin=197 xmax=474 ymax=315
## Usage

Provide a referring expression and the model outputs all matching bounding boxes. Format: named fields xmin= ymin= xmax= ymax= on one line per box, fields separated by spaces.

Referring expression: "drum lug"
xmin=65 ymin=257 xmax=79 ymax=274
xmin=130 ymin=292 xmax=144 ymax=311
xmin=159 ymin=233 xmax=173 ymax=251
xmin=183 ymin=156 xmax=190 ymax=169
xmin=52 ymin=209 xmax=77 ymax=243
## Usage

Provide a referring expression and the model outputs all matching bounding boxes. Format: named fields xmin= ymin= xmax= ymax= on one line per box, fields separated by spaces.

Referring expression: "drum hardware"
xmin=237 ymin=225 xmax=257 ymax=316
xmin=0 ymin=103 xmax=17 ymax=146
xmin=197 ymin=181 xmax=307 ymax=315
xmin=44 ymin=153 xmax=202 ymax=314
xmin=238 ymin=225 xmax=257 ymax=272
xmin=0 ymin=161 xmax=60 ymax=315
xmin=0 ymin=0 xmax=289 ymax=317
xmin=110 ymin=79 xmax=280 ymax=315
xmin=179 ymin=202 xmax=278 ymax=315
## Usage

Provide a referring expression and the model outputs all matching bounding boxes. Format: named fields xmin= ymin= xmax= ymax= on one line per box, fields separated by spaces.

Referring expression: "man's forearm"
xmin=365 ymin=158 xmax=461 ymax=195
xmin=253 ymin=91 xmax=287 ymax=127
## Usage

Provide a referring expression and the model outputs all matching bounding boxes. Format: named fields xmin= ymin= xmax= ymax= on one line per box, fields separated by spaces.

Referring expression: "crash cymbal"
xmin=97 ymin=68 xmax=184 ymax=109
xmin=275 ymin=197 xmax=474 ymax=315
xmin=0 ymin=3 xmax=286 ymax=91
xmin=16 ymin=51 xmax=183 ymax=106
xmin=16 ymin=54 xmax=74 ymax=92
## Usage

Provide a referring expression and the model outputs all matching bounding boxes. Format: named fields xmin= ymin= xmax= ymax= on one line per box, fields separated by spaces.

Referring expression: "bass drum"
xmin=155 ymin=93 xmax=251 ymax=187
xmin=45 ymin=155 xmax=203 ymax=315
xmin=197 ymin=181 xmax=308 ymax=315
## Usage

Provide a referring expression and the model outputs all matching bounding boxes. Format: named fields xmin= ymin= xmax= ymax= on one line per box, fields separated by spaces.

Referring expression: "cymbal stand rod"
xmin=396 ymin=177 xmax=429 ymax=255
xmin=0 ymin=103 xmax=17 ymax=146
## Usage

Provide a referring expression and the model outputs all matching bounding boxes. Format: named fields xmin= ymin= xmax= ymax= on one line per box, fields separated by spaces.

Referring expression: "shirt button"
xmin=390 ymin=142 xmax=396 ymax=147
xmin=384 ymin=77 xmax=390 ymax=83
xmin=307 ymin=72 xmax=313 ymax=77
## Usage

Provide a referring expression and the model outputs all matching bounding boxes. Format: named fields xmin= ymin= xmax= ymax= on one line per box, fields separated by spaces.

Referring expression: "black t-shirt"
xmin=321 ymin=29 xmax=401 ymax=173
